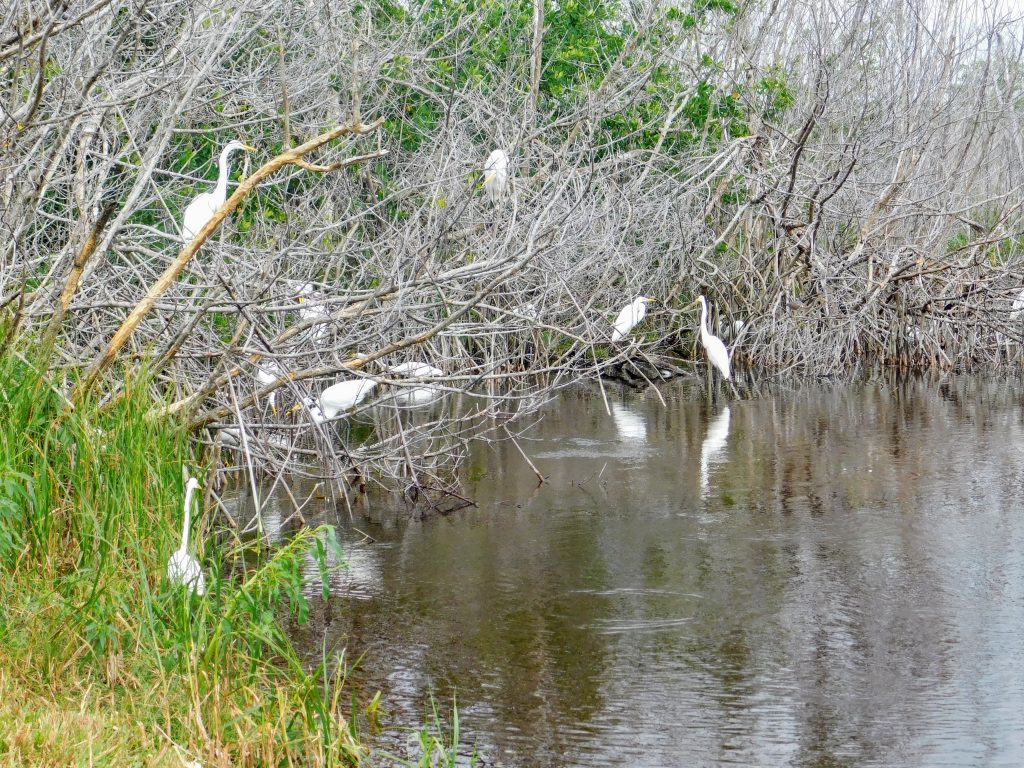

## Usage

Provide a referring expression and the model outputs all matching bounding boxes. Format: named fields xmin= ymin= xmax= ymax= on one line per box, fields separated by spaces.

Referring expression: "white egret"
xmin=387 ymin=361 xmax=443 ymax=377
xmin=298 ymin=378 xmax=379 ymax=424
xmin=695 ymin=295 xmax=731 ymax=381
xmin=181 ymin=139 xmax=255 ymax=242
xmin=167 ymin=477 xmax=205 ymax=596
xmin=696 ymin=294 xmax=729 ymax=382
xmin=1011 ymin=288 xmax=1024 ymax=320
xmin=483 ymin=149 xmax=509 ymax=205
xmin=255 ymin=361 xmax=286 ymax=414
xmin=611 ymin=295 xmax=656 ymax=342
xmin=296 ymin=283 xmax=330 ymax=342
xmin=386 ymin=362 xmax=444 ymax=404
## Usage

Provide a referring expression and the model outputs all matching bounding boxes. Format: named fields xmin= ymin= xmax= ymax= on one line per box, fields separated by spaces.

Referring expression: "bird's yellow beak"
xmin=241 ymin=144 xmax=256 ymax=152
xmin=296 ymin=295 xmax=305 ymax=304
xmin=285 ymin=403 xmax=302 ymax=416
xmin=644 ymin=297 xmax=657 ymax=303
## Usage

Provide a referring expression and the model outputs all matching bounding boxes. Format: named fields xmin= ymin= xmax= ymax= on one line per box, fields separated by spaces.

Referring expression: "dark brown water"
xmin=229 ymin=375 xmax=1024 ymax=767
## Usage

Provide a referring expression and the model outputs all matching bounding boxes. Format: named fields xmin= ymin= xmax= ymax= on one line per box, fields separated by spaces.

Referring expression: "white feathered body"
xmin=167 ymin=549 xmax=205 ymax=596
xmin=255 ymin=361 xmax=284 ymax=413
xmin=168 ymin=477 xmax=205 ymax=596
xmin=388 ymin=361 xmax=443 ymax=377
xmin=611 ymin=295 xmax=650 ymax=342
xmin=483 ymin=149 xmax=509 ymax=205
xmin=697 ymin=296 xmax=731 ymax=381
xmin=181 ymin=139 xmax=252 ymax=242
xmin=320 ymin=379 xmax=378 ymax=418
xmin=181 ymin=192 xmax=221 ymax=242
xmin=296 ymin=283 xmax=330 ymax=342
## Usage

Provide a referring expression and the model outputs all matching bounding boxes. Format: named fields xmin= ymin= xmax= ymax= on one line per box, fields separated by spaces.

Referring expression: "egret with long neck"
xmin=167 ymin=476 xmax=205 ymax=596
xmin=696 ymin=295 xmax=731 ymax=382
xmin=181 ymin=139 xmax=255 ymax=242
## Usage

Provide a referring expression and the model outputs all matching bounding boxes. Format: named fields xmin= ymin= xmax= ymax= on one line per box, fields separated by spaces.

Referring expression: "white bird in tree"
xmin=388 ymin=361 xmax=444 ymax=405
xmin=695 ymin=295 xmax=731 ymax=382
xmin=299 ymin=378 xmax=379 ymax=424
xmin=255 ymin=361 xmax=286 ymax=415
xmin=611 ymin=295 xmax=656 ymax=342
xmin=482 ymin=149 xmax=509 ymax=205
xmin=167 ymin=476 xmax=205 ymax=596
xmin=295 ymin=283 xmax=330 ymax=343
xmin=387 ymin=361 xmax=444 ymax=377
xmin=181 ymin=139 xmax=255 ymax=242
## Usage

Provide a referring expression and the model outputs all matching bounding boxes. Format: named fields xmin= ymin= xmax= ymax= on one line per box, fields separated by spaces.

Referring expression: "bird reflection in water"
xmin=699 ymin=406 xmax=731 ymax=497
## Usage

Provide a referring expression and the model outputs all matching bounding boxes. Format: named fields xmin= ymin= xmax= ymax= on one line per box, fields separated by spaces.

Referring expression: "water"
xmin=231 ymin=375 xmax=1024 ymax=767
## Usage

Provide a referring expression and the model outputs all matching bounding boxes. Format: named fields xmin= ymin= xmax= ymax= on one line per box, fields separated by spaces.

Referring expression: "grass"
xmin=0 ymin=349 xmax=362 ymax=766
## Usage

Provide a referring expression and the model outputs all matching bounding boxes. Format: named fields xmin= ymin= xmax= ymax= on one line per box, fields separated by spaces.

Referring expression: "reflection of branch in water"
xmin=571 ymin=462 xmax=609 ymax=489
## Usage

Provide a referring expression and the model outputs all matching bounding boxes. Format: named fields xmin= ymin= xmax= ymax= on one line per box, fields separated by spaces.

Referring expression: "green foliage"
xmin=0 ymin=348 xmax=361 ymax=764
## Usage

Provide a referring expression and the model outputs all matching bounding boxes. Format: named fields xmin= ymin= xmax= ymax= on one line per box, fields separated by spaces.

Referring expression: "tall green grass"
xmin=0 ymin=351 xmax=361 ymax=766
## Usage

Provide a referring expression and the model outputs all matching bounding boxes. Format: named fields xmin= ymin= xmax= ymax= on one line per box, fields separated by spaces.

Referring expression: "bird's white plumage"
xmin=1012 ymin=287 xmax=1024 ymax=319
xmin=697 ymin=295 xmax=731 ymax=381
xmin=611 ymin=295 xmax=654 ymax=342
xmin=181 ymin=139 xmax=254 ymax=242
xmin=167 ymin=477 xmax=205 ymax=596
xmin=300 ymin=396 xmax=328 ymax=425
xmin=388 ymin=361 xmax=443 ymax=377
xmin=255 ymin=361 xmax=284 ymax=413
xmin=483 ymin=149 xmax=509 ymax=205
xmin=295 ymin=283 xmax=330 ymax=342
xmin=302 ymin=379 xmax=379 ymax=423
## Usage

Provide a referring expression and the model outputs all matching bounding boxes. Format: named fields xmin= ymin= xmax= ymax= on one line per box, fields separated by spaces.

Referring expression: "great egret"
xmin=611 ymin=295 xmax=656 ymax=342
xmin=696 ymin=295 xmax=731 ymax=381
xmin=298 ymin=378 xmax=379 ymax=424
xmin=296 ymin=283 xmax=330 ymax=342
xmin=386 ymin=362 xmax=443 ymax=405
xmin=483 ymin=149 xmax=509 ymax=205
xmin=167 ymin=477 xmax=205 ymax=596
xmin=181 ymin=139 xmax=255 ymax=242
xmin=388 ymin=361 xmax=444 ymax=377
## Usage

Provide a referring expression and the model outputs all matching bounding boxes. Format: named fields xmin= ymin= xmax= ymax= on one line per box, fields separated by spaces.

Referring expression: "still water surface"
xmin=233 ymin=376 xmax=1024 ymax=767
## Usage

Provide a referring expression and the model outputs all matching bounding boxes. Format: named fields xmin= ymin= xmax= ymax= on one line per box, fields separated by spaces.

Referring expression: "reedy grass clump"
xmin=0 ymin=351 xmax=360 ymax=766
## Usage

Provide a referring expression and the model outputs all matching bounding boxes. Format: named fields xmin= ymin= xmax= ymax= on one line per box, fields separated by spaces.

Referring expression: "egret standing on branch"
xmin=167 ymin=476 xmax=205 ymax=596
xmin=695 ymin=295 xmax=731 ymax=383
xmin=255 ymin=361 xmax=286 ymax=415
xmin=611 ymin=295 xmax=656 ymax=342
xmin=181 ymin=139 xmax=255 ymax=241
xmin=483 ymin=149 xmax=509 ymax=205
xmin=295 ymin=283 xmax=330 ymax=343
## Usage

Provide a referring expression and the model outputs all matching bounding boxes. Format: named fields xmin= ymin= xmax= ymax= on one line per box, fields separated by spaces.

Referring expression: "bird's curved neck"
xmin=699 ymin=299 xmax=709 ymax=338
xmin=181 ymin=482 xmax=195 ymax=551
xmin=214 ymin=147 xmax=233 ymax=200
